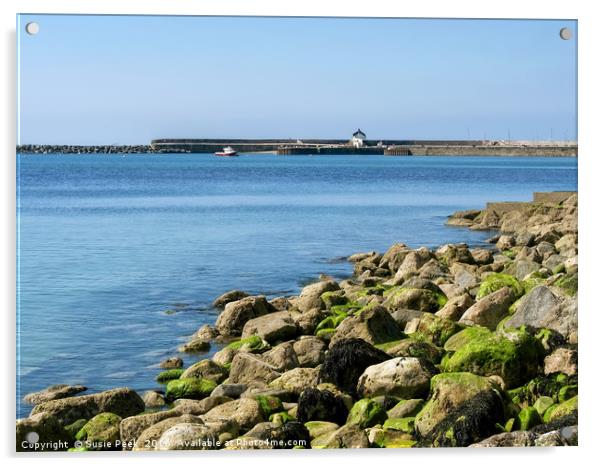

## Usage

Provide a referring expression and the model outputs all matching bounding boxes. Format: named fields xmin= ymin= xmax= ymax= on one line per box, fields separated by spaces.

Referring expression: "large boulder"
xmin=269 ymin=367 xmax=320 ymax=396
xmin=470 ymin=430 xmax=536 ymax=447
xmin=356 ymin=357 xmax=435 ymax=399
xmin=379 ymin=243 xmax=411 ymax=272
xmin=435 ymin=243 xmax=475 ymax=266
xmin=383 ymin=287 xmax=447 ymax=313
xmin=142 ymin=390 xmax=166 ymax=408
xmin=215 ymin=296 xmax=275 ymax=337
xmin=228 ymin=352 xmax=281 ymax=385
xmin=504 ymin=286 xmax=577 ymax=342
xmin=30 ymin=387 xmax=144 ymax=427
xmin=132 ymin=414 xmax=204 ymax=451
xmin=213 ymin=290 xmax=250 ymax=308
xmin=155 ymin=422 xmax=227 ymax=450
xmin=241 ymin=311 xmax=298 ymax=343
xmin=392 ymin=249 xmax=433 ymax=282
xmin=458 ymin=286 xmax=516 ymax=330
xmin=319 ymin=338 xmax=390 ymax=394
xmin=404 ymin=313 xmax=463 ymax=347
xmin=23 ymin=384 xmax=87 ymax=406
xmin=544 ymin=348 xmax=578 ymax=376
xmin=121 ymin=401 xmax=224 ymax=450
xmin=293 ymin=336 xmax=327 ymax=367
xmin=16 ymin=413 xmax=69 ymax=452
xmin=442 ymin=327 xmax=543 ymax=388
xmin=414 ymin=372 xmax=505 ymax=447
xmin=180 ymin=359 xmax=228 ymax=383
xmin=329 ymin=305 xmax=403 ymax=348
xmin=202 ymin=398 xmax=264 ymax=432
xmin=476 ymin=273 xmax=523 ymax=300
xmin=75 ymin=412 xmax=122 ymax=451
xmin=294 ymin=281 xmax=340 ymax=313
xmin=159 ymin=357 xmax=183 ymax=369
xmin=436 ymin=294 xmax=475 ymax=321
xmin=165 ymin=378 xmax=217 ymax=402
xmin=260 ymin=341 xmax=300 ymax=372
xmin=293 ymin=308 xmax=326 ymax=335
xmin=346 ymin=398 xmax=387 ymax=429
xmin=311 ymin=423 xmax=370 ymax=448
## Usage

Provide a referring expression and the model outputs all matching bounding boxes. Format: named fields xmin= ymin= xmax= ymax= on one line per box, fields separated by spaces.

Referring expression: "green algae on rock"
xmin=383 ymin=417 xmax=415 ymax=434
xmin=156 ymin=369 xmax=185 ymax=383
xmin=414 ymin=372 xmax=504 ymax=447
xmin=442 ymin=327 xmax=543 ymax=388
xmin=346 ymin=398 xmax=387 ymax=429
xmin=225 ymin=335 xmax=270 ymax=353
xmin=75 ymin=412 xmax=122 ymax=450
xmin=477 ymin=273 xmax=524 ymax=300
xmin=164 ymin=378 xmax=217 ymax=401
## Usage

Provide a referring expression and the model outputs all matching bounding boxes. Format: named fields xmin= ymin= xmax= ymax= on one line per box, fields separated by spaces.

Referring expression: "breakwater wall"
xmin=17 ymin=140 xmax=578 ymax=157
xmin=397 ymin=145 xmax=577 ymax=157
xmin=16 ymin=145 xmax=182 ymax=155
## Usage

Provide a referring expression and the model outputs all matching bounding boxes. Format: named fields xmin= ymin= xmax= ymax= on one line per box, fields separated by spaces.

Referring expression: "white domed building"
xmin=350 ymin=129 xmax=366 ymax=148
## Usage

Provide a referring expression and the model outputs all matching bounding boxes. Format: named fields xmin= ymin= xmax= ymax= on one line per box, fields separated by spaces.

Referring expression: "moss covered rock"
xmin=375 ymin=432 xmax=417 ymax=448
xmin=254 ymin=395 xmax=283 ymax=418
xmin=553 ymin=273 xmax=577 ymax=296
xmin=383 ymin=287 xmax=447 ymax=313
xmin=346 ymin=398 xmax=387 ymax=429
xmin=269 ymin=411 xmax=295 ymax=426
xmin=517 ymin=406 xmax=542 ymax=430
xmin=383 ymin=417 xmax=415 ymax=434
xmin=558 ymin=384 xmax=578 ymax=403
xmin=156 ymin=369 xmax=185 ymax=383
xmin=315 ymin=328 xmax=336 ymax=340
xmin=320 ymin=291 xmax=349 ymax=309
xmin=314 ymin=314 xmax=347 ymax=334
xmin=304 ymin=421 xmax=339 ymax=439
xmin=329 ymin=305 xmax=404 ymax=348
xmin=414 ymin=372 xmax=504 ymax=447
xmin=533 ymin=396 xmax=555 ymax=416
xmin=547 ymin=395 xmax=578 ymax=422
xmin=477 ymin=273 xmax=523 ymax=300
xmin=75 ymin=412 xmax=122 ymax=450
xmin=441 ymin=327 xmax=543 ymax=388
xmin=164 ymin=378 xmax=217 ymax=401
xmin=508 ymin=373 xmax=577 ymax=406
xmin=225 ymin=335 xmax=270 ymax=353
xmin=405 ymin=313 xmax=463 ymax=347
xmin=64 ymin=418 xmax=87 ymax=439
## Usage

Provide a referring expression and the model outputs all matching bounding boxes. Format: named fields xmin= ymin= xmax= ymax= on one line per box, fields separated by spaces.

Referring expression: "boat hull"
xmin=214 ymin=152 xmax=238 ymax=157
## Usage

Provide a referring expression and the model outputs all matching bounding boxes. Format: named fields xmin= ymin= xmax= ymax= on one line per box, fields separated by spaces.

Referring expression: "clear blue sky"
xmin=17 ymin=15 xmax=577 ymax=144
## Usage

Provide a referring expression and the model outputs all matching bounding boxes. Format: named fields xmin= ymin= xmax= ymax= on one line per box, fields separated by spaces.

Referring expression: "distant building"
xmin=350 ymin=129 xmax=366 ymax=148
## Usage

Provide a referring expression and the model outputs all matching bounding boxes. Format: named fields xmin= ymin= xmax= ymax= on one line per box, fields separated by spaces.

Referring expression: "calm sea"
xmin=16 ymin=154 xmax=577 ymax=417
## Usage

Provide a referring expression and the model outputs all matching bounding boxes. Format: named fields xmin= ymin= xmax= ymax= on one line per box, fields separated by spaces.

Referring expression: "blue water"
xmin=16 ymin=154 xmax=577 ymax=418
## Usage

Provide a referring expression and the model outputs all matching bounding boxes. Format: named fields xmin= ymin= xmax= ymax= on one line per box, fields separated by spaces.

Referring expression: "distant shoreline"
xmin=17 ymin=141 xmax=577 ymax=158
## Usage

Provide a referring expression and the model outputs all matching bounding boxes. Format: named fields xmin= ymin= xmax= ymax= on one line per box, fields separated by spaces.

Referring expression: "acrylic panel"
xmin=16 ymin=14 xmax=577 ymax=452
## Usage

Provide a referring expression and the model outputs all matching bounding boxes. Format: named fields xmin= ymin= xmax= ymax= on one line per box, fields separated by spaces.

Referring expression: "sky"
xmin=17 ymin=15 xmax=577 ymax=144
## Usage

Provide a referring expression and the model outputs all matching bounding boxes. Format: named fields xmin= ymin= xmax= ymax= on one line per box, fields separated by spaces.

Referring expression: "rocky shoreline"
xmin=16 ymin=192 xmax=578 ymax=451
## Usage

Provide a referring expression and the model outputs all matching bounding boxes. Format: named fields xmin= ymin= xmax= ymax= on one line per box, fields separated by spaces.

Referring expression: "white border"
xmin=2 ymin=1 xmax=599 ymax=465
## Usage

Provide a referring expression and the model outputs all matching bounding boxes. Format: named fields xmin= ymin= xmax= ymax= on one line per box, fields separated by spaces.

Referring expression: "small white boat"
xmin=215 ymin=146 xmax=238 ymax=157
